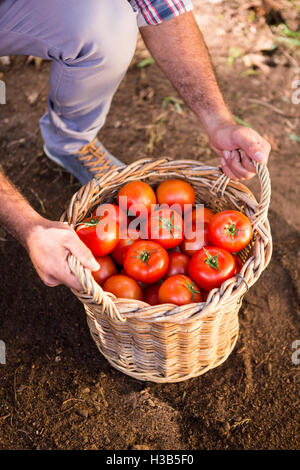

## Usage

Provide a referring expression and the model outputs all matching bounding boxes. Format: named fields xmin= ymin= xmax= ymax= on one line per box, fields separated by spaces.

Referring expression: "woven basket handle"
xmin=212 ymin=160 xmax=271 ymax=243
xmin=60 ymin=178 xmax=126 ymax=322
xmin=239 ymin=161 xmax=271 ymax=243
xmin=67 ymin=251 xmax=125 ymax=322
xmin=249 ymin=161 xmax=271 ymax=238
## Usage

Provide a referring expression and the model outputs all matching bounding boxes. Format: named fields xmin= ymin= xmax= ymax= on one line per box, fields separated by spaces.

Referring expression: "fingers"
xmin=221 ymin=157 xmax=239 ymax=180
xmin=211 ymin=122 xmax=271 ymax=180
xmin=240 ymin=150 xmax=256 ymax=173
xmin=45 ymin=275 xmax=82 ymax=291
xmin=61 ymin=252 xmax=86 ymax=290
xmin=42 ymin=275 xmax=60 ymax=287
xmin=40 ymin=263 xmax=83 ymax=291
xmin=28 ymin=221 xmax=98 ymax=292
xmin=63 ymin=229 xmax=100 ymax=271
xmin=222 ymin=150 xmax=256 ymax=180
xmin=232 ymin=127 xmax=271 ymax=163
xmin=60 ymin=272 xmax=83 ymax=291
xmin=229 ymin=150 xmax=255 ymax=180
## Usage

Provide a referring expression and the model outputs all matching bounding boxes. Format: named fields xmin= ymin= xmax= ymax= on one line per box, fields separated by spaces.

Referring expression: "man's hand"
xmin=0 ymin=171 xmax=100 ymax=291
xmin=209 ymin=122 xmax=271 ymax=180
xmin=25 ymin=219 xmax=100 ymax=290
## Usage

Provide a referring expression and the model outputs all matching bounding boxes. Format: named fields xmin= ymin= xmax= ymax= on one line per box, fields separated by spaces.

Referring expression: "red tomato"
xmin=191 ymin=206 xmax=214 ymax=226
xmin=156 ymin=179 xmax=195 ymax=213
xmin=158 ymin=275 xmax=202 ymax=306
xmin=117 ymin=181 xmax=156 ymax=215
xmin=127 ymin=218 xmax=148 ymax=241
xmin=92 ymin=256 xmax=117 ymax=285
xmin=103 ymin=274 xmax=143 ymax=301
xmin=208 ymin=210 xmax=253 ymax=253
xmin=76 ymin=214 xmax=119 ymax=256
xmin=164 ymin=252 xmax=189 ymax=278
xmin=123 ymin=240 xmax=169 ymax=284
xmin=148 ymin=208 xmax=184 ymax=249
xmin=188 ymin=246 xmax=236 ymax=291
xmin=143 ymin=283 xmax=161 ymax=306
xmin=180 ymin=223 xmax=210 ymax=257
xmin=92 ymin=203 xmax=128 ymax=230
xmin=111 ymin=228 xmax=141 ymax=265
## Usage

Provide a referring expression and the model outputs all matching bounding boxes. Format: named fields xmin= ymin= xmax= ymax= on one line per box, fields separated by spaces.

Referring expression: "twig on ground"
xmin=13 ymin=368 xmax=20 ymax=407
xmin=62 ymin=398 xmax=85 ymax=406
xmin=247 ymin=98 xmax=299 ymax=118
xmin=0 ymin=414 xmax=11 ymax=421
xmin=30 ymin=188 xmax=46 ymax=213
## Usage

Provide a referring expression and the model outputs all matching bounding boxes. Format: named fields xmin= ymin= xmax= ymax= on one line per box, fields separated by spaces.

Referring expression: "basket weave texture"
xmin=61 ymin=158 xmax=272 ymax=383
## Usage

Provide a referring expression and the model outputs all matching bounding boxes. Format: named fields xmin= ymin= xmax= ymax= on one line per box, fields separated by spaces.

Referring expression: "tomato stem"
xmin=183 ymin=280 xmax=201 ymax=301
xmin=154 ymin=212 xmax=182 ymax=238
xmin=224 ymin=220 xmax=239 ymax=240
xmin=76 ymin=213 xmax=101 ymax=227
xmin=203 ymin=248 xmax=219 ymax=271
xmin=133 ymin=248 xmax=158 ymax=267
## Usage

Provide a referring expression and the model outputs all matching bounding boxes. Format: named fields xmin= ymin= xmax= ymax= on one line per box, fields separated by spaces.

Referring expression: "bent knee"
xmin=61 ymin=0 xmax=138 ymax=70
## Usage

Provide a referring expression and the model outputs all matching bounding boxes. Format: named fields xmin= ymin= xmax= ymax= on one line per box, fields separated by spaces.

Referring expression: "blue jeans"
xmin=0 ymin=0 xmax=138 ymax=155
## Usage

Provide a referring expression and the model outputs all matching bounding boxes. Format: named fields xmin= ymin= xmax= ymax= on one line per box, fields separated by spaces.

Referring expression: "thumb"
xmin=64 ymin=232 xmax=100 ymax=271
xmin=233 ymin=128 xmax=271 ymax=163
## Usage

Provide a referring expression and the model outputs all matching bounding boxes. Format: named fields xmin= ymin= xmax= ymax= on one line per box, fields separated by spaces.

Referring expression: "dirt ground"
xmin=0 ymin=0 xmax=299 ymax=450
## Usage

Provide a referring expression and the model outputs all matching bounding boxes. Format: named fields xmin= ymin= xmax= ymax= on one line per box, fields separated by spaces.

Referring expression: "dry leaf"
xmin=0 ymin=56 xmax=10 ymax=65
xmin=27 ymin=56 xmax=43 ymax=69
xmin=253 ymin=35 xmax=276 ymax=52
xmin=26 ymin=91 xmax=39 ymax=105
xmin=243 ymin=53 xmax=271 ymax=73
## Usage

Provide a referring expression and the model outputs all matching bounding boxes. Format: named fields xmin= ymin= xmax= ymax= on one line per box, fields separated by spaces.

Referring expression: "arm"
xmin=0 ymin=170 xmax=99 ymax=289
xmin=140 ymin=12 xmax=271 ymax=180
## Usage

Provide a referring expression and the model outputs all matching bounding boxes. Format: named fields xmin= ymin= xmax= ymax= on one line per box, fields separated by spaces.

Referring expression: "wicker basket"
xmin=61 ymin=158 xmax=272 ymax=383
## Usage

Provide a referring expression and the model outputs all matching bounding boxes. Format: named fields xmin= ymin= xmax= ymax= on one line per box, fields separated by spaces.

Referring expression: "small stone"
xmin=0 ymin=56 xmax=10 ymax=65
xmin=26 ymin=91 xmax=39 ymax=105
xmin=76 ymin=408 xmax=89 ymax=418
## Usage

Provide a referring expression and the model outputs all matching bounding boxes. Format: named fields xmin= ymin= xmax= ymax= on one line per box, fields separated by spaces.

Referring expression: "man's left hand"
xmin=209 ymin=122 xmax=271 ymax=180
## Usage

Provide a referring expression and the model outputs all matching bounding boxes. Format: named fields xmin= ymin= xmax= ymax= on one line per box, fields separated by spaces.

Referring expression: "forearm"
xmin=140 ymin=12 xmax=234 ymax=135
xmin=0 ymin=170 xmax=44 ymax=247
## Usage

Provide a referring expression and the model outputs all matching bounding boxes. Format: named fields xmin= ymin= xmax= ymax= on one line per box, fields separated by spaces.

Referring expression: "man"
xmin=0 ymin=0 xmax=270 ymax=291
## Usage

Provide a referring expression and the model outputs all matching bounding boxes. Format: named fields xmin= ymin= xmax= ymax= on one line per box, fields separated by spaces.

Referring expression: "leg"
xmin=0 ymin=0 xmax=138 ymax=155
xmin=41 ymin=0 xmax=139 ymax=155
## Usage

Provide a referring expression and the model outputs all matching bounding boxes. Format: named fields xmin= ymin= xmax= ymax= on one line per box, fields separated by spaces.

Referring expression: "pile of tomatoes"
xmin=76 ymin=179 xmax=252 ymax=306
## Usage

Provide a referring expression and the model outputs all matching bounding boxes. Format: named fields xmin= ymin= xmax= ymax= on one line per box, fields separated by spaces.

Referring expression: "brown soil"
xmin=0 ymin=0 xmax=299 ymax=450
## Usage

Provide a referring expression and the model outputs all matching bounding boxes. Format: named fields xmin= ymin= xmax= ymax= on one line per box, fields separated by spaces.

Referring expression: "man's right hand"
xmin=25 ymin=218 xmax=100 ymax=291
